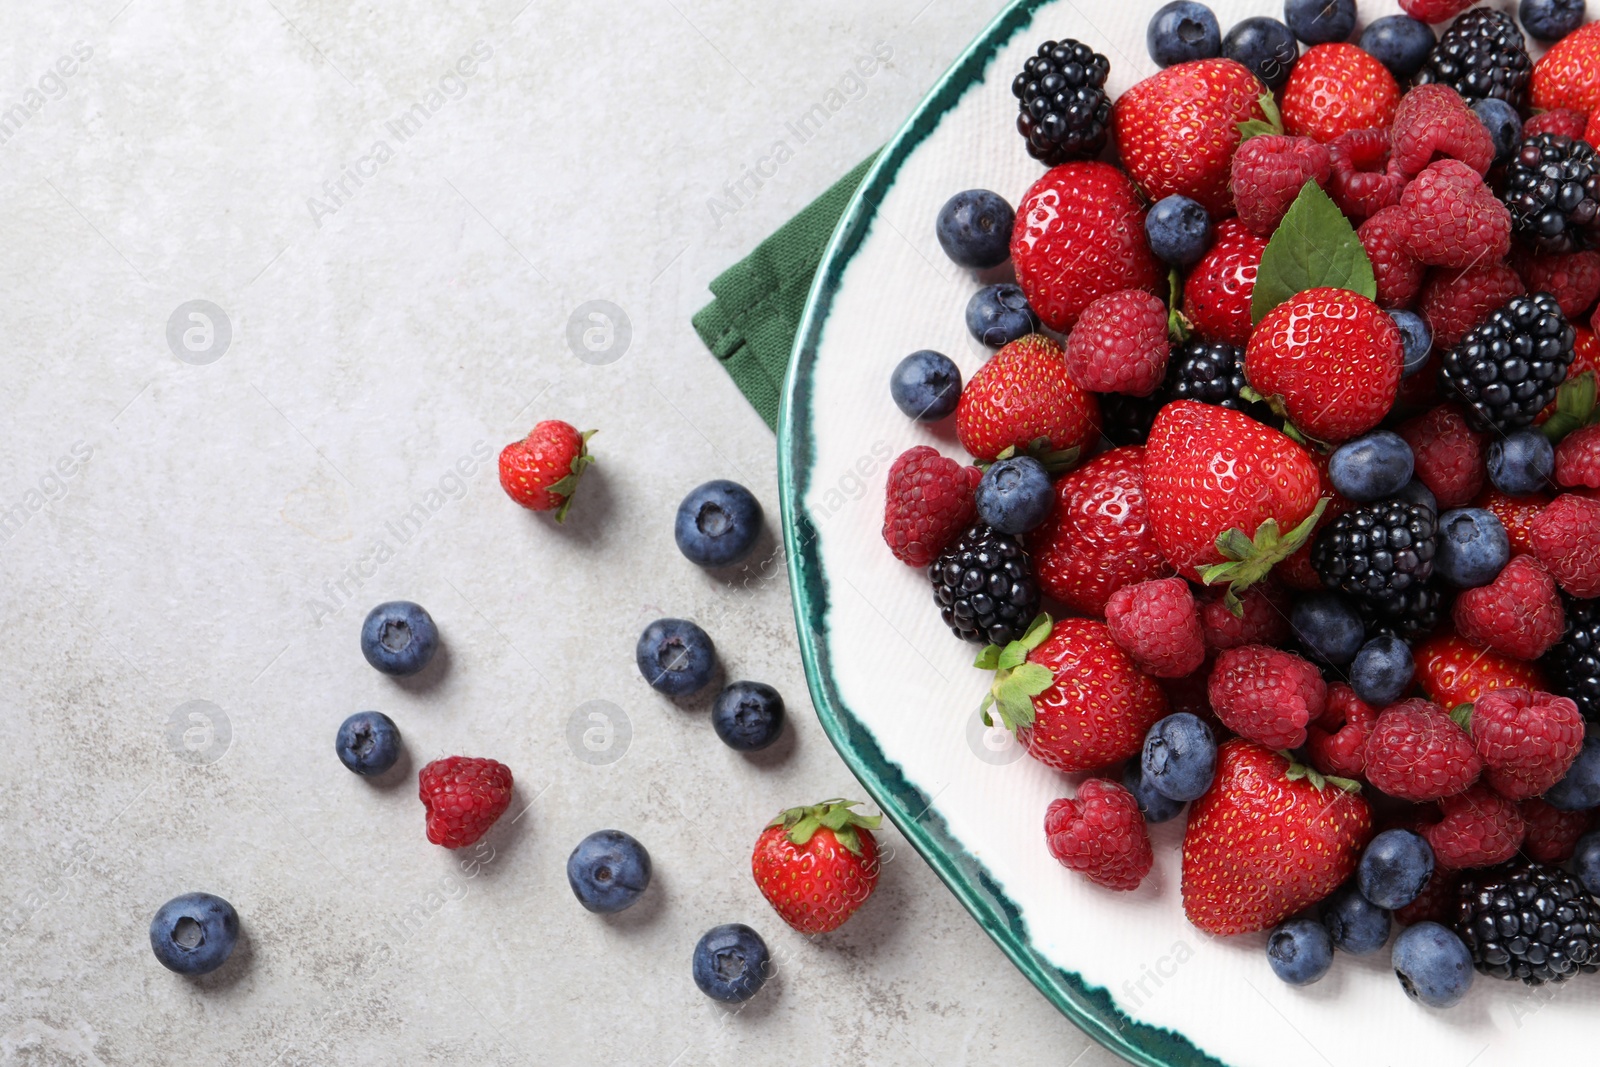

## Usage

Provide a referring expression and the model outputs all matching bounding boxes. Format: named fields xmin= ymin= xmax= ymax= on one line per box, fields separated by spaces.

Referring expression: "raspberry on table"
xmin=1399 ymin=404 xmax=1488 ymax=509
xmin=1389 ymin=83 xmax=1495 ymax=179
xmin=1425 ymin=784 xmax=1525 ymax=868
xmin=1044 ymin=779 xmax=1153 ymax=892
xmin=1510 ymin=248 xmax=1600 ymax=319
xmin=1524 ymin=107 xmax=1590 ymax=141
xmin=1440 ymin=292 xmax=1576 ymax=433
xmin=1307 ymin=683 xmax=1377 ymax=779
xmin=1469 ymin=687 xmax=1585 ymax=800
xmin=1399 ymin=0 xmax=1476 ymax=23
xmin=1452 ymin=555 xmax=1566 ymax=661
xmin=1063 ymin=289 xmax=1171 ymax=396
xmin=1328 ymin=129 xmax=1405 ymax=223
xmin=1207 ymin=645 xmax=1327 ymax=750
xmin=882 ymin=446 xmax=981 ymax=567
xmin=1555 ymin=424 xmax=1600 ymax=490
xmin=1531 ymin=492 xmax=1600 ymax=598
xmin=1200 ymin=581 xmax=1290 ymax=651
xmin=1357 ymin=206 xmax=1424 ymax=309
xmin=1229 ymin=135 xmax=1331 ymax=236
xmin=1520 ymin=798 xmax=1589 ymax=864
xmin=1401 ymin=159 xmax=1513 ymax=269
xmin=1105 ymin=577 xmax=1206 ymax=678
xmin=1364 ymin=698 xmax=1481 ymax=802
xmin=1417 ymin=261 xmax=1526 ymax=351
xmin=1413 ymin=8 xmax=1532 ymax=110
xmin=418 ymin=756 xmax=514 ymax=849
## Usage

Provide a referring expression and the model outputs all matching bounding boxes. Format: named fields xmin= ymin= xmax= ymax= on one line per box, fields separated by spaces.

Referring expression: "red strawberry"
xmin=498 ymin=420 xmax=594 ymax=519
xmin=1207 ymin=645 xmax=1326 ymax=750
xmin=1328 ymin=129 xmax=1406 ymax=223
xmin=1180 ymin=218 xmax=1267 ymax=348
xmin=1451 ymin=555 xmax=1566 ymax=661
xmin=1531 ymin=492 xmax=1600 ymax=598
xmin=955 ymin=334 xmax=1099 ymax=463
xmin=1555 ymin=423 xmax=1600 ymax=490
xmin=1399 ymin=0 xmax=1476 ymax=22
xmin=881 ymin=446 xmax=981 ymax=567
xmin=1398 ymin=404 xmax=1489 ymax=509
xmin=1182 ymin=740 xmax=1372 ymax=936
xmin=1307 ymin=683 xmax=1378 ymax=780
xmin=1520 ymin=797 xmax=1589 ymax=863
xmin=1044 ymin=779 xmax=1153 ymax=892
xmin=1414 ymin=633 xmax=1548 ymax=708
xmin=418 ymin=756 xmax=514 ymax=849
xmin=1030 ymin=446 xmax=1173 ymax=615
xmin=1465 ymin=688 xmax=1585 ymax=801
xmin=1011 ymin=162 xmax=1163 ymax=332
xmin=1363 ymin=698 xmax=1482 ymax=802
xmin=1112 ymin=58 xmax=1269 ymax=216
xmin=1531 ymin=21 xmax=1600 ymax=114
xmin=1104 ymin=577 xmax=1206 ymax=678
xmin=1229 ymin=135 xmax=1331 ymax=236
xmin=1063 ymin=289 xmax=1170 ymax=395
xmin=1280 ymin=43 xmax=1401 ymax=144
xmin=1538 ymin=326 xmax=1599 ymax=424
xmin=1424 ymin=784 xmax=1525 ymax=869
xmin=1588 ymin=111 xmax=1600 ymax=153
xmin=751 ymin=799 xmax=881 ymax=934
xmin=1473 ymin=487 xmax=1550 ymax=555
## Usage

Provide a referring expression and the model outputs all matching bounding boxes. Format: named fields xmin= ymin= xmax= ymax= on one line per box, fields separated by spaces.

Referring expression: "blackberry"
xmin=1311 ymin=500 xmax=1438 ymax=607
xmin=1413 ymin=8 xmax=1531 ymax=109
xmin=1166 ymin=339 xmax=1274 ymax=421
xmin=1454 ymin=860 xmax=1600 ymax=984
xmin=1357 ymin=582 xmax=1448 ymax=643
xmin=1439 ymin=293 xmax=1576 ymax=433
xmin=1012 ymin=39 xmax=1112 ymax=166
xmin=1502 ymin=133 xmax=1600 ymax=253
xmin=1097 ymin=392 xmax=1161 ymax=447
xmin=929 ymin=524 xmax=1040 ymax=645
xmin=1544 ymin=595 xmax=1600 ymax=721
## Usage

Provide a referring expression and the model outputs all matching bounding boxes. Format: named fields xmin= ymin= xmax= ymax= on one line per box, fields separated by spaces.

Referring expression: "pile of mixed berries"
xmin=885 ymin=0 xmax=1600 ymax=1007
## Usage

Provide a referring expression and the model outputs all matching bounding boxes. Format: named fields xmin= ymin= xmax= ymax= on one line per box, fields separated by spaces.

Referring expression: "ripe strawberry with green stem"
xmin=956 ymin=334 xmax=1099 ymax=464
xmin=499 ymin=420 xmax=594 ymax=521
xmin=751 ymin=799 xmax=881 ymax=935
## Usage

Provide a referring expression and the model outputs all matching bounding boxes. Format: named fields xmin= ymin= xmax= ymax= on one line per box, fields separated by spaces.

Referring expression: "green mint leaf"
xmin=1251 ymin=181 xmax=1377 ymax=324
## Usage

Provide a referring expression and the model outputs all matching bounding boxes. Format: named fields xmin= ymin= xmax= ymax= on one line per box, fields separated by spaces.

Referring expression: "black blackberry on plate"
xmin=1413 ymin=8 xmax=1531 ymax=109
xmin=1503 ymin=134 xmax=1600 ymax=254
xmin=1454 ymin=860 xmax=1600 ymax=985
xmin=1012 ymin=39 xmax=1112 ymax=166
xmin=1357 ymin=581 xmax=1448 ymax=643
xmin=929 ymin=523 xmax=1040 ymax=645
xmin=1166 ymin=339 xmax=1274 ymax=421
xmin=1544 ymin=595 xmax=1600 ymax=721
xmin=1311 ymin=500 xmax=1438 ymax=607
xmin=1439 ymin=292 xmax=1576 ymax=432
xmin=1097 ymin=392 xmax=1162 ymax=447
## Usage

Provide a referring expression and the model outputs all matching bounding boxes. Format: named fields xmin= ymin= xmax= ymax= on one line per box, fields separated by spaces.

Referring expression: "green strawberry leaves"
xmin=992 ymin=438 xmax=1080 ymax=476
xmin=1449 ymin=703 xmax=1474 ymax=732
xmin=1541 ymin=370 xmax=1597 ymax=443
xmin=548 ymin=428 xmax=597 ymax=523
xmin=1251 ymin=181 xmax=1377 ymax=324
xmin=1198 ymin=497 xmax=1330 ymax=615
xmin=1236 ymin=92 xmax=1284 ymax=143
xmin=769 ymin=798 xmax=882 ymax=856
xmin=1167 ymin=267 xmax=1193 ymax=343
xmin=975 ymin=613 xmax=1055 ymax=731
xmin=1283 ymin=756 xmax=1361 ymax=794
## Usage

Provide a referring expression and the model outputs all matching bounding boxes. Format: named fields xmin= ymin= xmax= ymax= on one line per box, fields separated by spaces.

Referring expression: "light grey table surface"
xmin=0 ymin=2 xmax=1129 ymax=1064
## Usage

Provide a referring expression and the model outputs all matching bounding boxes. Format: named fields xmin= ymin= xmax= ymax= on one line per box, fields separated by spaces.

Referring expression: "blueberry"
xmin=692 ymin=923 xmax=769 ymax=1002
xmin=890 ymin=350 xmax=962 ymax=422
xmin=1486 ymin=429 xmax=1554 ymax=496
xmin=965 ymin=283 xmax=1040 ymax=348
xmin=1573 ymin=832 xmax=1600 ymax=895
xmin=1223 ymin=16 xmax=1300 ymax=90
xmin=1359 ymin=829 xmax=1435 ymax=910
xmin=1472 ymin=98 xmax=1523 ymax=163
xmin=636 ymin=618 xmax=716 ymax=697
xmin=1395 ymin=478 xmax=1437 ymax=517
xmin=1546 ymin=729 xmax=1600 ymax=810
xmin=1351 ymin=635 xmax=1415 ymax=706
xmin=1359 ymin=15 xmax=1436 ymax=80
xmin=974 ymin=456 xmax=1054 ymax=535
xmin=335 ymin=711 xmax=401 ymax=776
xmin=150 ymin=892 xmax=240 ymax=976
xmin=711 ymin=681 xmax=785 ymax=751
xmin=567 ymin=829 xmax=652 ymax=914
xmin=1323 ymin=884 xmax=1391 ymax=955
xmin=1290 ymin=591 xmax=1365 ymax=665
xmin=1141 ymin=713 xmax=1217 ymax=802
xmin=1145 ymin=195 xmax=1214 ymax=267
xmin=1284 ymin=0 xmax=1355 ymax=45
xmin=1122 ymin=761 xmax=1186 ymax=823
xmin=1392 ymin=922 xmax=1474 ymax=1008
xmin=1434 ymin=507 xmax=1510 ymax=588
xmin=1328 ymin=431 xmax=1414 ymax=503
xmin=1147 ymin=1 xmax=1223 ymax=66
xmin=935 ymin=189 xmax=1014 ymax=270
xmin=1267 ymin=919 xmax=1334 ymax=985
xmin=675 ymin=480 xmax=763 ymax=567
xmin=360 ymin=601 xmax=439 ymax=677
xmin=1388 ymin=310 xmax=1433 ymax=377
xmin=1519 ymin=0 xmax=1585 ymax=41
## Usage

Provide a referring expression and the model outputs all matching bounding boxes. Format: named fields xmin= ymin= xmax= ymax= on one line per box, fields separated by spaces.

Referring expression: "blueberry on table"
xmin=1434 ymin=508 xmax=1509 ymax=588
xmin=1289 ymin=592 xmax=1364 ymax=666
xmin=1223 ymin=16 xmax=1300 ymax=90
xmin=360 ymin=601 xmax=439 ymax=676
xmin=1327 ymin=431 xmax=1414 ymax=503
xmin=965 ymin=283 xmax=1040 ymax=348
xmin=1146 ymin=1 xmax=1222 ymax=67
xmin=890 ymin=350 xmax=961 ymax=422
xmin=692 ymin=923 xmax=769 ymax=1002
xmin=1393 ymin=922 xmax=1474 ymax=1008
xmin=636 ymin=618 xmax=716 ymax=697
xmin=711 ymin=681 xmax=785 ymax=751
xmin=1284 ymin=0 xmax=1355 ymax=46
xmin=1267 ymin=919 xmax=1334 ymax=985
xmin=1358 ymin=829 xmax=1434 ymax=910
xmin=675 ymin=480 xmax=763 ymax=567
xmin=1122 ymin=761 xmax=1186 ymax=824
xmin=974 ymin=456 xmax=1054 ymax=535
xmin=335 ymin=711 xmax=401 ymax=776
xmin=567 ymin=830 xmax=652 ymax=914
xmin=1140 ymin=712 xmax=1216 ymax=802
xmin=935 ymin=189 xmax=1014 ymax=270
xmin=1486 ymin=429 xmax=1553 ymax=496
xmin=1145 ymin=194 xmax=1213 ymax=267
xmin=1387 ymin=310 xmax=1432 ymax=377
xmin=1351 ymin=635 xmax=1415 ymax=707
xmin=1323 ymin=884 xmax=1391 ymax=956
xmin=1519 ymin=0 xmax=1585 ymax=42
xmin=1359 ymin=15 xmax=1435 ymax=80
xmin=150 ymin=892 xmax=240 ymax=975
xmin=1471 ymin=98 xmax=1522 ymax=163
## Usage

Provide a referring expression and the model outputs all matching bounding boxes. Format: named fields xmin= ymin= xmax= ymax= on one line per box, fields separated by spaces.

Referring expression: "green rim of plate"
xmin=776 ymin=3 xmax=1228 ymax=1065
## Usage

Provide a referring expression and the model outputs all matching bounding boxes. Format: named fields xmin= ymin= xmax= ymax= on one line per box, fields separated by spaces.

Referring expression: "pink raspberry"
xmin=1401 ymin=159 xmax=1513 ymax=269
xmin=1452 ymin=555 xmax=1566 ymax=661
xmin=1389 ymin=84 xmax=1495 ymax=178
xmin=1063 ymin=290 xmax=1170 ymax=396
xmin=1418 ymin=262 xmax=1526 ymax=349
xmin=1229 ymin=135 xmax=1332 ymax=237
xmin=1531 ymin=493 xmax=1600 ymax=598
xmin=1364 ymin=698 xmax=1482 ymax=802
xmin=1044 ymin=779 xmax=1152 ymax=892
xmin=1358 ymin=205 xmax=1425 ymax=309
xmin=1424 ymin=785 xmax=1525 ymax=869
xmin=1307 ymin=683 xmax=1377 ymax=780
xmin=1104 ymin=577 xmax=1206 ymax=678
xmin=1398 ymin=404 xmax=1488 ymax=509
xmin=1400 ymin=0 xmax=1477 ymax=22
xmin=1524 ymin=108 xmax=1590 ymax=141
xmin=1327 ymin=129 xmax=1405 ymax=222
xmin=1555 ymin=423 xmax=1600 ymax=490
xmin=1519 ymin=798 xmax=1588 ymax=863
xmin=1207 ymin=645 xmax=1326 ymax=750
xmin=1199 ymin=581 xmax=1290 ymax=651
xmin=1469 ymin=688 xmax=1585 ymax=801
xmin=1510 ymin=249 xmax=1600 ymax=319
xmin=881 ymin=446 xmax=981 ymax=567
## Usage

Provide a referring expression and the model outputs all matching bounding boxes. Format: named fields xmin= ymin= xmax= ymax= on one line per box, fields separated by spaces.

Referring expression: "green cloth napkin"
xmin=692 ymin=154 xmax=878 ymax=431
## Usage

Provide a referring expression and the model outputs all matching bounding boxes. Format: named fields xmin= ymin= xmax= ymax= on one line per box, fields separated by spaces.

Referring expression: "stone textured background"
xmin=0 ymin=1 xmax=1127 ymax=1063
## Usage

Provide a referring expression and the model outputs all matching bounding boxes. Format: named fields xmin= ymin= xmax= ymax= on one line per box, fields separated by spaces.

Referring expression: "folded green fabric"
xmin=692 ymin=154 xmax=878 ymax=431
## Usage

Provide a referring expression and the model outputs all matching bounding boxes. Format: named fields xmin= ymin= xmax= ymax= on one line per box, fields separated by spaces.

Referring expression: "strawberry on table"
xmin=1180 ymin=218 xmax=1267 ymax=348
xmin=1045 ymin=779 xmax=1153 ymax=892
xmin=955 ymin=334 xmax=1098 ymax=464
xmin=881 ymin=446 xmax=981 ymax=567
xmin=1473 ymin=488 xmax=1549 ymax=556
xmin=752 ymin=799 xmax=881 ymax=934
xmin=1280 ymin=43 xmax=1401 ymax=144
xmin=418 ymin=756 xmax=514 ymax=849
xmin=1530 ymin=21 xmax=1600 ymax=114
xmin=499 ymin=420 xmax=594 ymax=520
xmin=1414 ymin=633 xmax=1548 ymax=708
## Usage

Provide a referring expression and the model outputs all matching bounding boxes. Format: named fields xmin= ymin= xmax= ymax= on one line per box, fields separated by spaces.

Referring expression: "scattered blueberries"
xmin=1396 ymin=478 xmax=1438 ymax=517
xmin=636 ymin=618 xmax=717 ymax=697
xmin=1573 ymin=832 xmax=1600 ymax=896
xmin=1284 ymin=0 xmax=1355 ymax=45
xmin=890 ymin=350 xmax=962 ymax=422
xmin=1520 ymin=0 xmax=1585 ymax=41
xmin=1434 ymin=508 xmax=1510 ymax=588
xmin=1223 ymin=16 xmax=1300 ymax=90
xmin=1546 ymin=729 xmax=1600 ymax=811
xmin=1359 ymin=15 xmax=1436 ymax=80
xmin=974 ymin=456 xmax=1055 ymax=535
xmin=1392 ymin=922 xmax=1474 ymax=1008
xmin=1359 ymin=829 xmax=1435 ymax=910
xmin=150 ymin=892 xmax=240 ymax=976
xmin=1122 ymin=761 xmax=1187 ymax=823
xmin=335 ymin=711 xmax=401 ymax=776
xmin=1472 ymin=98 xmax=1523 ymax=163
xmin=692 ymin=923 xmax=770 ymax=1002
xmin=1290 ymin=591 xmax=1365 ymax=665
xmin=1147 ymin=0 xmax=1223 ymax=66
xmin=1145 ymin=194 xmax=1214 ymax=267
xmin=1388 ymin=310 xmax=1433 ymax=377
xmin=675 ymin=480 xmax=763 ymax=568
xmin=360 ymin=601 xmax=439 ymax=677
xmin=1486 ymin=429 xmax=1554 ymax=496
xmin=935 ymin=189 xmax=1015 ymax=269
xmin=1267 ymin=918 xmax=1334 ymax=985
xmin=711 ymin=681 xmax=785 ymax=751
xmin=567 ymin=830 xmax=652 ymax=914
xmin=1323 ymin=884 xmax=1391 ymax=956
xmin=1140 ymin=713 xmax=1217 ymax=802
xmin=1351 ymin=635 xmax=1415 ymax=707
xmin=966 ymin=283 xmax=1041 ymax=348
xmin=1327 ymin=431 xmax=1414 ymax=502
